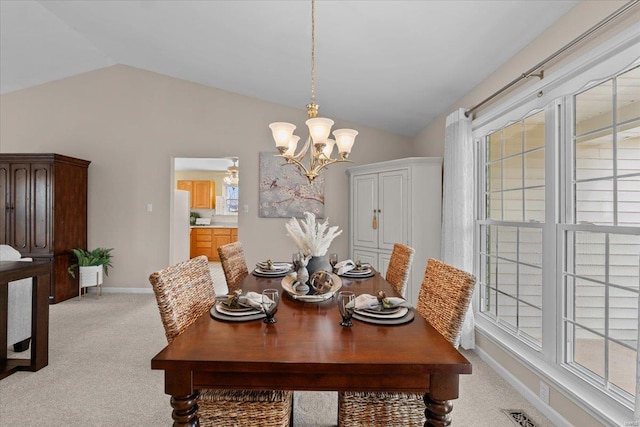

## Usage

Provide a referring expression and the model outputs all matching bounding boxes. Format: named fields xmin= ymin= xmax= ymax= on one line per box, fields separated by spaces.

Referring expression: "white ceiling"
xmin=0 ymin=0 xmax=579 ymax=137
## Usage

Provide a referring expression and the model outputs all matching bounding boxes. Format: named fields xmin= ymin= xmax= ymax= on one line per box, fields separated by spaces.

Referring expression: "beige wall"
xmin=0 ymin=64 xmax=414 ymax=289
xmin=414 ymin=0 xmax=640 ymax=156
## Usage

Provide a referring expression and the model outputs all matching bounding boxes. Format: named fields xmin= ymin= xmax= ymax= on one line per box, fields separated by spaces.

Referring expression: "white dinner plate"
xmin=353 ymin=309 xmax=415 ymax=325
xmin=253 ymin=268 xmax=291 ymax=277
xmin=340 ymin=269 xmax=375 ymax=278
xmin=215 ymin=303 xmax=262 ymax=317
xmin=355 ymin=307 xmax=409 ymax=319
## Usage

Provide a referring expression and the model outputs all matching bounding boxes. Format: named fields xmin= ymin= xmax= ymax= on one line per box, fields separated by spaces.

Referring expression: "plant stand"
xmin=78 ymin=265 xmax=103 ymax=299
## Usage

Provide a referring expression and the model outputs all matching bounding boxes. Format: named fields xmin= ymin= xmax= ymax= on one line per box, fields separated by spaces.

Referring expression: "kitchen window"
xmin=225 ymin=184 xmax=239 ymax=213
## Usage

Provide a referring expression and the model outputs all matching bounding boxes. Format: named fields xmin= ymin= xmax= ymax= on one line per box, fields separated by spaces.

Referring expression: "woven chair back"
xmin=218 ymin=241 xmax=249 ymax=292
xmin=416 ymin=258 xmax=476 ymax=348
xmin=149 ymin=255 xmax=216 ymax=344
xmin=385 ymin=243 xmax=415 ymax=297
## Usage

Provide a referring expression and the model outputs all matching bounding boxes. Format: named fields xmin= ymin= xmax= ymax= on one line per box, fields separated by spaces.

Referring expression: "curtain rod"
xmin=465 ymin=0 xmax=639 ymax=118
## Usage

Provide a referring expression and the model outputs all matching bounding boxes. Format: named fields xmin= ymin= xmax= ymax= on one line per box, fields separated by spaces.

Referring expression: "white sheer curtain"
xmin=636 ymin=289 xmax=639 ymax=423
xmin=441 ymin=107 xmax=475 ymax=349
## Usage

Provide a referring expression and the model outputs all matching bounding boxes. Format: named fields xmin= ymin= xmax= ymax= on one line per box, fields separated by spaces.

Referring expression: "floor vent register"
xmin=502 ymin=409 xmax=539 ymax=427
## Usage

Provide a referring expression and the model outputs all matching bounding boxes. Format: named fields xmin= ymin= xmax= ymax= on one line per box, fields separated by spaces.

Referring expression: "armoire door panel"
xmin=32 ymin=164 xmax=51 ymax=253
xmin=11 ymin=164 xmax=30 ymax=251
xmin=378 ymin=252 xmax=392 ymax=282
xmin=352 ymin=174 xmax=378 ymax=248
xmin=378 ymin=169 xmax=407 ymax=251
xmin=0 ymin=164 xmax=8 ymax=244
xmin=352 ymin=249 xmax=378 ymax=271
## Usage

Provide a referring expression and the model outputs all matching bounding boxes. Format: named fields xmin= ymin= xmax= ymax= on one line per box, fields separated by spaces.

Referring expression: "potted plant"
xmin=68 ymin=248 xmax=114 ymax=289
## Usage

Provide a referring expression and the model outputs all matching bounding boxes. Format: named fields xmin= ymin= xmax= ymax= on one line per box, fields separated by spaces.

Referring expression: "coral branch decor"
xmin=285 ymin=211 xmax=342 ymax=257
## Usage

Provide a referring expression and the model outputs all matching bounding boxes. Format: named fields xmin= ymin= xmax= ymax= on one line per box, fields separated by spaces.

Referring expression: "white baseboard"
xmin=473 ymin=346 xmax=572 ymax=427
xmin=85 ymin=287 xmax=153 ymax=294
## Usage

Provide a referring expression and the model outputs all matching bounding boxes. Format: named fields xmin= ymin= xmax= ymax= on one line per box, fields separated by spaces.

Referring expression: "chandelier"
xmin=223 ymin=158 xmax=239 ymax=186
xmin=268 ymin=0 xmax=358 ymax=183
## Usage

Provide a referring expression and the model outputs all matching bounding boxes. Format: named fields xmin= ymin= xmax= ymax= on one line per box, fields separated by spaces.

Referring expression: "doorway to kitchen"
xmin=170 ymin=157 xmax=240 ymax=295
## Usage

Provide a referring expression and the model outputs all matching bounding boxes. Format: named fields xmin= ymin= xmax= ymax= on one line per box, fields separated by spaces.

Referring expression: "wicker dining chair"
xmin=149 ymin=256 xmax=293 ymax=427
xmin=218 ymin=241 xmax=249 ymax=292
xmin=338 ymin=258 xmax=476 ymax=427
xmin=385 ymin=243 xmax=415 ymax=298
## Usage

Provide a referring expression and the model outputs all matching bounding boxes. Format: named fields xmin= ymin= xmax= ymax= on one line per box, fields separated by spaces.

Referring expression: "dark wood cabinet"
xmin=0 ymin=154 xmax=90 ymax=303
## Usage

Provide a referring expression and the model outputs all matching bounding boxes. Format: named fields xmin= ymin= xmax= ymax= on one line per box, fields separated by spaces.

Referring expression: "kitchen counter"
xmin=190 ymin=225 xmax=238 ymax=229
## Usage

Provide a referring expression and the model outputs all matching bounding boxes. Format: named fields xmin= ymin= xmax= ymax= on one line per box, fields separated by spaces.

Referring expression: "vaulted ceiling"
xmin=0 ymin=0 xmax=579 ymax=137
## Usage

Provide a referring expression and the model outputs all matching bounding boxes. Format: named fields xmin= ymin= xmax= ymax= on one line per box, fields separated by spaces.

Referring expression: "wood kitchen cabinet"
xmin=0 ymin=153 xmax=90 ymax=303
xmin=177 ymin=180 xmax=215 ymax=209
xmin=190 ymin=227 xmax=238 ymax=261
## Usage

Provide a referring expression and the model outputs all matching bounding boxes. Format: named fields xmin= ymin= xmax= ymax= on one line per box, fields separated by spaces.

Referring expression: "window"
xmin=562 ymin=65 xmax=640 ymax=400
xmin=225 ymin=184 xmax=239 ymax=213
xmin=476 ymin=61 xmax=639 ymax=415
xmin=479 ymin=111 xmax=545 ymax=349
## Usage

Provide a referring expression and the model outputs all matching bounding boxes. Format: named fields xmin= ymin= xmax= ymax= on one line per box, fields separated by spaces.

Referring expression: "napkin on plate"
xmin=215 ymin=291 xmax=266 ymax=310
xmin=335 ymin=259 xmax=355 ymax=275
xmin=346 ymin=294 xmax=412 ymax=310
xmin=256 ymin=261 xmax=290 ymax=271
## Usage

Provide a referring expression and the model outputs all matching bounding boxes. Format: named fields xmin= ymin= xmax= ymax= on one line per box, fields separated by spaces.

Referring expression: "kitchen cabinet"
xmin=190 ymin=227 xmax=238 ymax=261
xmin=0 ymin=153 xmax=90 ymax=303
xmin=177 ymin=180 xmax=215 ymax=209
xmin=347 ymin=157 xmax=442 ymax=305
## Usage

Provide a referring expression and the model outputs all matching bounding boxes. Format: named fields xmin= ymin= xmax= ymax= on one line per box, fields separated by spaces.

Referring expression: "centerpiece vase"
xmin=306 ymin=256 xmax=332 ymax=277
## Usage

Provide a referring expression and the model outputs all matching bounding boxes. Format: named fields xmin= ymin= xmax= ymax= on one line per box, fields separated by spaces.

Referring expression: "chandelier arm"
xmin=292 ymin=137 xmax=311 ymax=162
xmin=276 ymin=154 xmax=314 ymax=178
xmin=311 ymin=158 xmax=353 ymax=178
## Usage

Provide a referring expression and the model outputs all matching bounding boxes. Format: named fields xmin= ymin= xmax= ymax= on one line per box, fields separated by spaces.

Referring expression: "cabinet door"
xmin=378 ymin=251 xmax=392 ymax=281
xmin=192 ymin=181 xmax=213 ymax=209
xmin=352 ymin=249 xmax=378 ymax=271
xmin=31 ymin=163 xmax=51 ymax=254
xmin=194 ymin=229 xmax=213 ymax=259
xmin=0 ymin=163 xmax=8 ymax=244
xmin=352 ymin=173 xmax=378 ymax=249
xmin=378 ymin=169 xmax=408 ymax=251
xmin=10 ymin=164 xmax=30 ymax=252
xmin=212 ymin=236 xmax=231 ymax=261
xmin=231 ymin=228 xmax=238 ymax=243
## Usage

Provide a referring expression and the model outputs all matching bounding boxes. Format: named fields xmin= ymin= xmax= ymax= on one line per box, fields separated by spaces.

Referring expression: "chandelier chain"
xmin=268 ymin=0 xmax=357 ymax=183
xmin=310 ymin=0 xmax=316 ymax=106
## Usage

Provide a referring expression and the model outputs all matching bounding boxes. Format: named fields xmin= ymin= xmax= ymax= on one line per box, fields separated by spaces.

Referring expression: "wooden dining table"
xmin=151 ymin=270 xmax=472 ymax=427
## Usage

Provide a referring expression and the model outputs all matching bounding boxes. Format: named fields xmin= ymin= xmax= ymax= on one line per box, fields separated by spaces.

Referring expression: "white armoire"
xmin=347 ymin=157 xmax=443 ymax=305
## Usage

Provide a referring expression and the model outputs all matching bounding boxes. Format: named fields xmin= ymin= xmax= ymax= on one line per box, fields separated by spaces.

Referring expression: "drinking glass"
xmin=337 ymin=291 xmax=355 ymax=327
xmin=329 ymin=253 xmax=339 ymax=270
xmin=262 ymin=289 xmax=280 ymax=324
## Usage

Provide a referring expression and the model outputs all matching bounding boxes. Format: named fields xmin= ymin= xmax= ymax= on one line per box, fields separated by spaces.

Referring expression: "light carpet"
xmin=0 ymin=267 xmax=554 ymax=426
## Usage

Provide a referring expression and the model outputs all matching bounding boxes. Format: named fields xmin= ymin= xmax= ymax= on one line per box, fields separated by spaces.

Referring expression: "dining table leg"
xmin=170 ymin=391 xmax=200 ymax=427
xmin=423 ymin=373 xmax=458 ymax=427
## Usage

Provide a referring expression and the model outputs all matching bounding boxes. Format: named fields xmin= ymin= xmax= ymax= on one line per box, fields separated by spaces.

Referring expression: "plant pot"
xmin=79 ymin=265 xmax=103 ymax=288
xmin=306 ymin=256 xmax=331 ymax=278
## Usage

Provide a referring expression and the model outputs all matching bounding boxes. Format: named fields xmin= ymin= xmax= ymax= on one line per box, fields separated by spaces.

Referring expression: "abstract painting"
xmin=258 ymin=152 xmax=325 ymax=218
